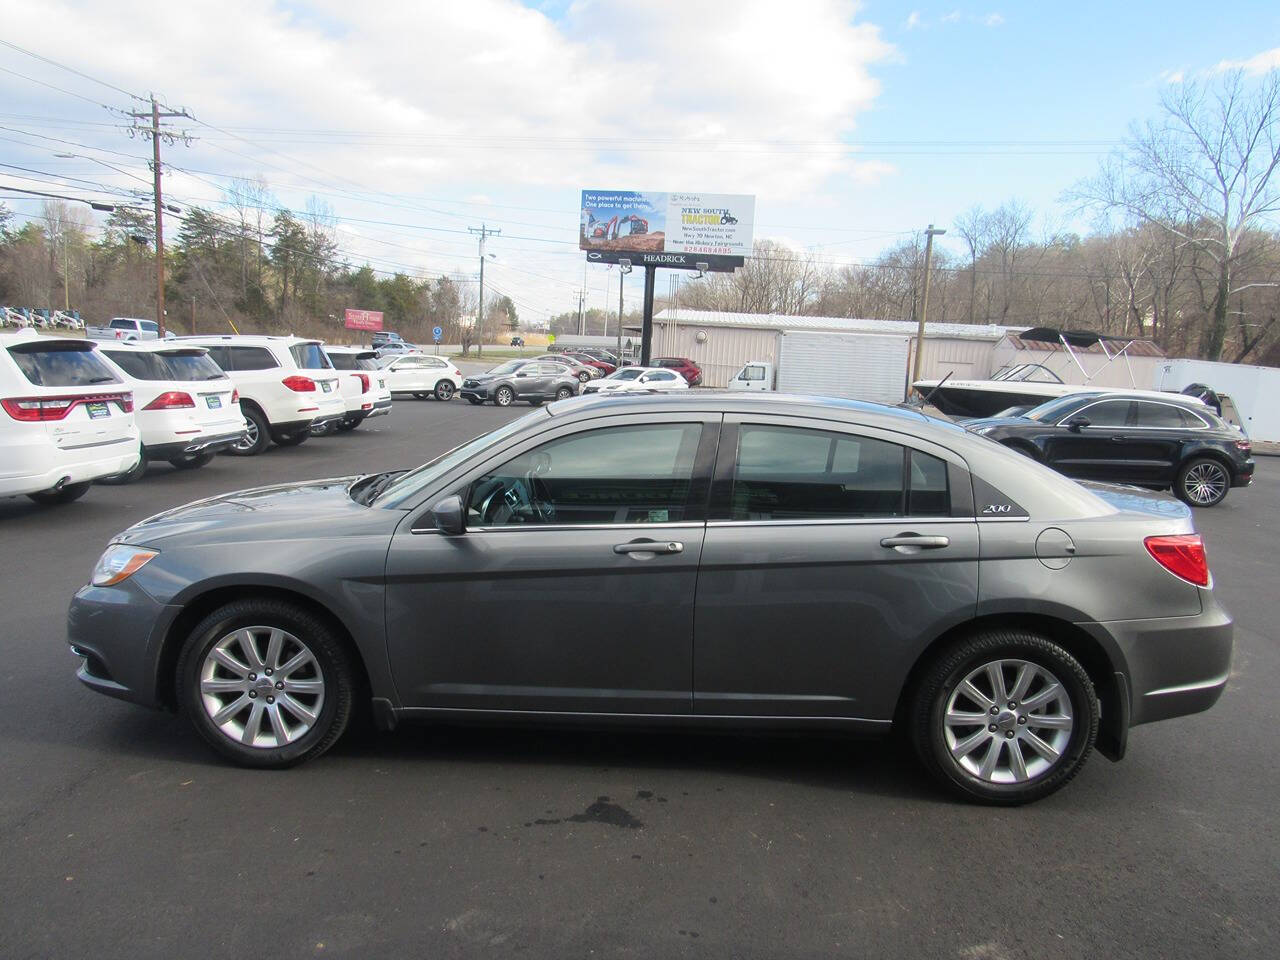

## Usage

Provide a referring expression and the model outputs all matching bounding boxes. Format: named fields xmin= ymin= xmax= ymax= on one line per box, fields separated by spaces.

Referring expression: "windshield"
xmin=608 ymin=368 xmax=643 ymax=380
xmin=487 ymin=360 xmax=525 ymax=375
xmin=1024 ymin=394 xmax=1097 ymax=422
xmin=992 ymin=363 xmax=1064 ymax=384
xmin=375 ymin=410 xmax=544 ymax=507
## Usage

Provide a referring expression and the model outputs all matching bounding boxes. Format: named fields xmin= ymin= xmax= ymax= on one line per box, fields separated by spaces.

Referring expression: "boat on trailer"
xmin=912 ymin=327 xmax=1184 ymax=419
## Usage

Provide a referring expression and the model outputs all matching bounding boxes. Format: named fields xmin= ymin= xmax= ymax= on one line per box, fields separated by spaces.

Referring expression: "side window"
xmin=1135 ymin=402 xmax=1202 ymax=428
xmin=228 ymin=346 xmax=279 ymax=371
xmin=203 ymin=345 xmax=230 ymax=369
xmin=1076 ymin=400 xmax=1130 ymax=427
xmin=537 ymin=363 xmax=561 ymax=376
xmin=650 ymin=371 xmax=676 ymax=382
xmin=741 ymin=365 xmax=765 ymax=382
xmin=139 ymin=320 xmax=159 ymax=334
xmin=467 ymin=423 xmax=703 ymax=527
xmin=730 ymin=424 xmax=949 ymax=520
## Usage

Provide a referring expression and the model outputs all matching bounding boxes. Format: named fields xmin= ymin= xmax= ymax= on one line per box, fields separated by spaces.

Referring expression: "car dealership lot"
xmin=1 ymin=400 xmax=1277 ymax=959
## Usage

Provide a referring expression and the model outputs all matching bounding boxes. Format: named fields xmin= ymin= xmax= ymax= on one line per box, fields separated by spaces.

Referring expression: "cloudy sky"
xmin=2 ymin=0 xmax=1278 ymax=321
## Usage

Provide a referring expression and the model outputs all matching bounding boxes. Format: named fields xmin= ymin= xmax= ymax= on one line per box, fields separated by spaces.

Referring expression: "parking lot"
xmin=2 ymin=397 xmax=1277 ymax=960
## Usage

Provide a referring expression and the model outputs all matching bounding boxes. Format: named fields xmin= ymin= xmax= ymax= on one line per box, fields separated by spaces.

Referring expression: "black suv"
xmin=963 ymin=391 xmax=1254 ymax=507
xmin=460 ymin=359 xmax=579 ymax=407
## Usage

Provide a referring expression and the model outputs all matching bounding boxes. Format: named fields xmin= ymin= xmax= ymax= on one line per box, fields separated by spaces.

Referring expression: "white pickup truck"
xmin=86 ymin=317 xmax=175 ymax=342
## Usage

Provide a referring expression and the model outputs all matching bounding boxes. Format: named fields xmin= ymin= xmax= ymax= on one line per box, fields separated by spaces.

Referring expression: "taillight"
xmin=2 ymin=393 xmax=131 ymax=421
xmin=282 ymin=375 xmax=317 ymax=392
xmin=142 ymin=391 xmax=195 ymax=410
xmin=1235 ymin=438 xmax=1251 ymax=452
xmin=355 ymin=373 xmax=371 ymax=393
xmin=231 ymin=389 xmax=240 ymax=404
xmin=1144 ymin=534 xmax=1210 ymax=587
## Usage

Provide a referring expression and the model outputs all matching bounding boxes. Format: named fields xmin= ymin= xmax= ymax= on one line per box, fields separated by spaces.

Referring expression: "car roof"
xmin=323 ymin=345 xmax=378 ymax=354
xmin=1053 ymin=390 xmax=1208 ymax=409
xmin=175 ymin=334 xmax=320 ymax=347
xmin=98 ymin=340 xmax=209 ymax=354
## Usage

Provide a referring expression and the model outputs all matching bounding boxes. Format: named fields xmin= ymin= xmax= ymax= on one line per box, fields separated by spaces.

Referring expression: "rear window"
xmin=328 ymin=353 xmax=359 ymax=370
xmin=104 ymin=350 xmax=225 ymax=381
xmin=289 ymin=343 xmax=332 ymax=370
xmin=226 ymin=346 xmax=279 ymax=371
xmin=8 ymin=343 xmax=121 ymax=388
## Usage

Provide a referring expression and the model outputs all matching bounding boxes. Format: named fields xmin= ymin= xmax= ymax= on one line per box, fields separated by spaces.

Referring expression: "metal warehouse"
xmin=644 ymin=309 xmax=1019 ymax=391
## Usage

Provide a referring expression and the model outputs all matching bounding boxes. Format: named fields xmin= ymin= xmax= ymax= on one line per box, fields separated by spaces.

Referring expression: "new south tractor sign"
xmin=579 ymin=190 xmax=754 ymax=272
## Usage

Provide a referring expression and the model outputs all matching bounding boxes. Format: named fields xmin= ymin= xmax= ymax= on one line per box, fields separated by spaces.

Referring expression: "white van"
xmin=0 ymin=330 xmax=141 ymax=504
xmin=97 ymin=341 xmax=247 ymax=480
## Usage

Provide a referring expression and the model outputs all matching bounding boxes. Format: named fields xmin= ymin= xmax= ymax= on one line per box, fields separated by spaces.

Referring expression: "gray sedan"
xmin=68 ymin=394 xmax=1231 ymax=804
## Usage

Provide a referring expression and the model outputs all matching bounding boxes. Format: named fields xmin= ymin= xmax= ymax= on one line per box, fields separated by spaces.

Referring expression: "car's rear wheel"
xmin=1175 ymin=457 xmax=1230 ymax=507
xmin=494 ymin=385 xmax=514 ymax=407
xmin=555 ymin=386 xmax=574 ymax=401
xmin=434 ymin=380 xmax=455 ymax=401
xmin=229 ymin=406 xmax=270 ymax=456
xmin=176 ymin=599 xmax=354 ymax=768
xmin=413 ymin=392 xmax=430 ymax=400
xmin=98 ymin=451 xmax=148 ymax=485
xmin=577 ymin=371 xmax=590 ymax=383
xmin=467 ymin=397 xmax=484 ymax=406
xmin=909 ymin=630 xmax=1097 ymax=805
xmin=272 ymin=428 xmax=310 ymax=447
xmin=334 ymin=417 xmax=360 ymax=432
xmin=170 ymin=452 xmax=215 ymax=470
xmin=27 ymin=480 xmax=92 ymax=505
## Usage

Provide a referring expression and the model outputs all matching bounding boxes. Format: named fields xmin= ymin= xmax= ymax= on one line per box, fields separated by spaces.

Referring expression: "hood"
xmin=467 ymin=372 xmax=508 ymax=384
xmin=962 ymin=415 xmax=1033 ymax=431
xmin=113 ymin=476 xmax=379 ymax=547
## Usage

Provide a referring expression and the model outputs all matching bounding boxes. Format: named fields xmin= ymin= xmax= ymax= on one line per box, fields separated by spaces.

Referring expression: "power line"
xmin=0 ymin=39 xmax=148 ymax=103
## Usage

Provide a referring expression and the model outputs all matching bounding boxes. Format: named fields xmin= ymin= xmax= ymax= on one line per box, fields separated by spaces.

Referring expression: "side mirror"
xmin=431 ymin=494 xmax=466 ymax=535
xmin=1063 ymin=415 xmax=1091 ymax=432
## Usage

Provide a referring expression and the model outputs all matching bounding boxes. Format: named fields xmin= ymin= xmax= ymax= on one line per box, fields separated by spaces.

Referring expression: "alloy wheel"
xmin=1183 ymin=461 xmax=1228 ymax=506
xmin=233 ymin=417 xmax=259 ymax=452
xmin=942 ymin=659 xmax=1073 ymax=784
xmin=198 ymin=626 xmax=326 ymax=748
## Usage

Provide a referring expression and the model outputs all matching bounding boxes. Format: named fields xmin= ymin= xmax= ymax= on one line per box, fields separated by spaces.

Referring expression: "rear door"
xmin=384 ymin=413 xmax=719 ymax=714
xmin=693 ymin=415 xmax=978 ymax=721
xmin=1124 ymin=400 xmax=1202 ymax=484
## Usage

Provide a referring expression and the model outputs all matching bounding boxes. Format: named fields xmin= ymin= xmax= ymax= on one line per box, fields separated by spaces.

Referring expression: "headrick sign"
xmin=344 ymin=308 xmax=383 ymax=331
xmin=579 ymin=190 xmax=753 ymax=272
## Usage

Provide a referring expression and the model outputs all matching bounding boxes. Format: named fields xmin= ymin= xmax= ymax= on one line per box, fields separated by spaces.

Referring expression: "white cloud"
xmin=1212 ymin=47 xmax=1280 ymax=76
xmin=905 ymin=11 xmax=922 ymax=29
xmin=941 ymin=10 xmax=962 ymax=23
xmin=1160 ymin=69 xmax=1185 ymax=84
xmin=982 ymin=13 xmax=1004 ymax=26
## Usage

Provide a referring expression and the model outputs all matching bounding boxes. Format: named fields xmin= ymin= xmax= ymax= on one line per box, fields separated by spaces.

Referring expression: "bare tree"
xmin=1072 ymin=69 xmax=1280 ymax=359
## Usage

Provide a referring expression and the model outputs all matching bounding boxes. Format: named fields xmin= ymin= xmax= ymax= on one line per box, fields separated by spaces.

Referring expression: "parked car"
xmin=179 ymin=335 xmax=345 ymax=455
xmin=86 ymin=317 xmax=176 ymax=342
xmin=581 ymin=366 xmax=690 ymax=394
xmin=459 ymin=359 xmax=579 ymax=406
xmin=532 ymin=354 xmax=598 ymax=383
xmin=651 ymin=357 xmax=702 ymax=386
xmin=70 ymin=393 xmax=1232 ymax=804
xmin=1 ymin=329 xmax=140 ymax=504
xmin=376 ymin=353 xmax=463 ymax=401
xmin=321 ymin=346 xmax=392 ymax=432
xmin=963 ymin=391 xmax=1254 ymax=507
xmin=562 ymin=351 xmax=616 ymax=375
xmin=510 ymin=336 xmax=525 ymax=347
xmin=580 ymin=347 xmax=621 ymax=366
xmin=97 ymin=341 xmax=246 ymax=480
xmin=374 ymin=341 xmax=423 ymax=358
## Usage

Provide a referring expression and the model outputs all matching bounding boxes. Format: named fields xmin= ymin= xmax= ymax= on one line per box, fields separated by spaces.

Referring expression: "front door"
xmin=384 ymin=414 xmax=719 ymax=715
xmin=693 ymin=417 xmax=979 ymax=722
xmin=1043 ymin=398 xmax=1135 ymax=482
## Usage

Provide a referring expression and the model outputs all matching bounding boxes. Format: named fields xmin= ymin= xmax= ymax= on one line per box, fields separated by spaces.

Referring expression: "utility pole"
xmin=468 ymin=224 xmax=500 ymax=357
xmin=577 ymin=288 xmax=585 ymax=336
xmin=617 ymin=260 xmax=631 ymax=362
xmin=912 ymin=224 xmax=947 ymax=386
xmin=126 ymin=96 xmax=192 ymax=337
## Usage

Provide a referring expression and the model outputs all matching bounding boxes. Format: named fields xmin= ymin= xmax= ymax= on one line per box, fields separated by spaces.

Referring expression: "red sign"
xmin=344 ymin=308 xmax=383 ymax=331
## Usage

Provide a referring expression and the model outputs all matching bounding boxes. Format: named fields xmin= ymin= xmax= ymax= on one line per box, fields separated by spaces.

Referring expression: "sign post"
xmin=579 ymin=190 xmax=753 ymax=365
xmin=432 ymin=325 xmax=443 ymax=355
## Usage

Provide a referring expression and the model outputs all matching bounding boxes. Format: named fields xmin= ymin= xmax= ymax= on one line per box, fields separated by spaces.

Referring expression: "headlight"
xmin=91 ymin=543 xmax=158 ymax=586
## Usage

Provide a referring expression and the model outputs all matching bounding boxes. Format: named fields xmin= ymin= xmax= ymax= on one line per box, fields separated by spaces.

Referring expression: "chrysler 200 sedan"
xmin=68 ymin=394 xmax=1232 ymax=804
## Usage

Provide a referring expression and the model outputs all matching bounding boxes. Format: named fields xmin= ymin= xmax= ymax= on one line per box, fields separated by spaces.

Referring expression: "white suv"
xmin=322 ymin=346 xmax=393 ymax=432
xmin=180 ymin=336 xmax=345 ymax=455
xmin=377 ymin=353 xmax=463 ymax=401
xmin=1 ymin=330 xmax=141 ymax=505
xmin=97 ymin=341 xmax=247 ymax=481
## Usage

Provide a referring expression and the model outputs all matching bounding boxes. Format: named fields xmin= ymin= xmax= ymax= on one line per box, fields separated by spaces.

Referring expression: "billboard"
xmin=580 ymin=190 xmax=754 ymax=259
xmin=344 ymin=308 xmax=383 ymax=331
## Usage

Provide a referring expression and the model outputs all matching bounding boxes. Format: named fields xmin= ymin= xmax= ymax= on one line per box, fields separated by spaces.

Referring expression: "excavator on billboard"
xmin=585 ymin=213 xmax=649 ymax=242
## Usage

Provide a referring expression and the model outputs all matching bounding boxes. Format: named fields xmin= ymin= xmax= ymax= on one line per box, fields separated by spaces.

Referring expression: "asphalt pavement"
xmin=1 ymin=397 xmax=1276 ymax=959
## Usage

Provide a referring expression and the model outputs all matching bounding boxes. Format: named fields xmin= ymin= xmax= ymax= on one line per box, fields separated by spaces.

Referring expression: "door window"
xmin=1073 ymin=400 xmax=1130 ymax=427
xmin=740 ymin=365 xmax=765 ymax=381
xmin=729 ymin=424 xmax=949 ymax=520
xmin=648 ymin=371 xmax=677 ymax=382
xmin=1134 ymin=401 xmax=1205 ymax=428
xmin=467 ymin=423 xmax=703 ymax=526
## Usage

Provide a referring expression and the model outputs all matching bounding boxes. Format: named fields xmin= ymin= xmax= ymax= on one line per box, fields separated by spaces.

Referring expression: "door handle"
xmin=614 ymin=540 xmax=684 ymax=555
xmin=880 ymin=534 xmax=950 ymax=549
xmin=1110 ymin=435 xmax=1129 ymax=442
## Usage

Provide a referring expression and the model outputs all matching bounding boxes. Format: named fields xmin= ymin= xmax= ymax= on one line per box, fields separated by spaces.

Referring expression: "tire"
xmin=909 ymin=630 xmax=1098 ymax=805
xmin=1174 ymin=457 xmax=1230 ymax=507
xmin=434 ymin=380 xmax=456 ymax=401
xmin=272 ymin=428 xmax=310 ymax=447
xmin=528 ymin=398 xmax=544 ymax=406
xmin=413 ymin=392 xmax=431 ymax=400
xmin=310 ymin=420 xmax=336 ymax=437
xmin=334 ymin=418 xmax=359 ymax=433
xmin=175 ymin=598 xmax=355 ymax=768
xmin=27 ymin=480 xmax=92 ymax=505
xmin=555 ymin=386 xmax=574 ymax=401
xmin=494 ymin=385 xmax=515 ymax=407
xmin=98 ymin=452 xmax=148 ymax=485
xmin=169 ymin=452 xmax=215 ymax=470
xmin=229 ymin=405 xmax=270 ymax=456
xmin=577 ymin=371 xmax=590 ymax=384
xmin=467 ymin=397 xmax=484 ymax=406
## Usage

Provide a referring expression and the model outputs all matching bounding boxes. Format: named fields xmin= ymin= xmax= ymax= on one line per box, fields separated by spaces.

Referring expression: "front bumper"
xmin=68 ymin=579 xmax=181 ymax=708
xmin=460 ymin=386 xmax=493 ymax=402
xmin=1079 ymin=591 xmax=1233 ymax=728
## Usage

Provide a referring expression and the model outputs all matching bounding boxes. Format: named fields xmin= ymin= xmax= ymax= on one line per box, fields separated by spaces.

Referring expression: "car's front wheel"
xmin=555 ymin=386 xmax=574 ymax=401
xmin=466 ymin=397 xmax=484 ymax=406
xmin=909 ymin=630 xmax=1097 ymax=805
xmin=494 ymin=385 xmax=515 ymax=407
xmin=1175 ymin=457 xmax=1230 ymax=507
xmin=176 ymin=599 xmax=355 ymax=768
